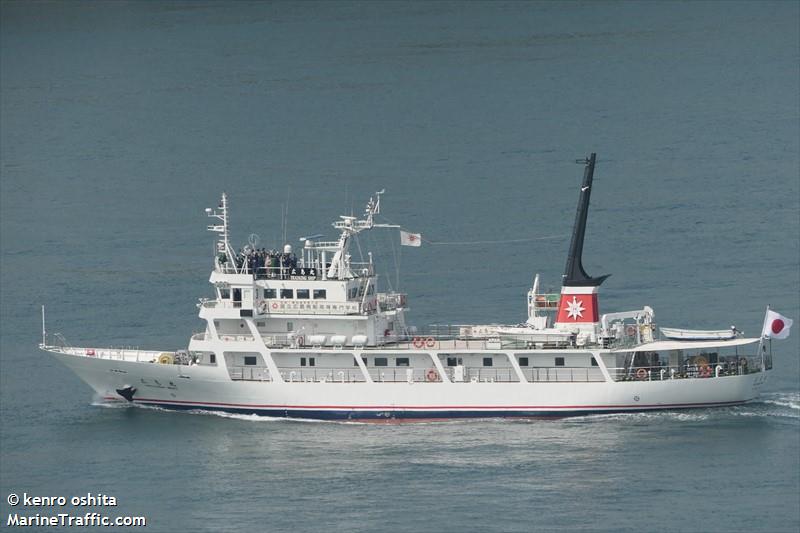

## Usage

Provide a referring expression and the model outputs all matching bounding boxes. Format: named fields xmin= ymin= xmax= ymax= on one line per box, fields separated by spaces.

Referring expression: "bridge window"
xmin=296 ymin=289 xmax=309 ymax=299
xmin=309 ymin=357 xmax=315 ymax=367
xmin=313 ymin=289 xmax=327 ymax=299
xmin=280 ymin=289 xmax=293 ymax=299
xmin=264 ymin=288 xmax=276 ymax=299
xmin=374 ymin=357 xmax=388 ymax=367
xmin=396 ymin=357 xmax=409 ymax=367
xmin=300 ymin=357 xmax=306 ymax=366
xmin=483 ymin=357 xmax=493 ymax=367
xmin=519 ymin=357 xmax=529 ymax=367
xmin=446 ymin=357 xmax=462 ymax=366
xmin=591 ymin=356 xmax=598 ymax=367
xmin=244 ymin=356 xmax=257 ymax=366
xmin=555 ymin=357 xmax=565 ymax=367
xmin=209 ymin=354 xmax=216 ymax=364
xmin=219 ymin=288 xmax=230 ymax=299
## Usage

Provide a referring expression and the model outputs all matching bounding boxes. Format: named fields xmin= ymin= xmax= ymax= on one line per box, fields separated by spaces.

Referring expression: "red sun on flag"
xmin=771 ymin=319 xmax=785 ymax=335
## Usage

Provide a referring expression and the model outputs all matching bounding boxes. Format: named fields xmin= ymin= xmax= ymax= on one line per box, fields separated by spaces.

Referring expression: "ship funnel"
xmin=562 ymin=153 xmax=609 ymax=287
xmin=555 ymin=153 xmax=609 ymax=330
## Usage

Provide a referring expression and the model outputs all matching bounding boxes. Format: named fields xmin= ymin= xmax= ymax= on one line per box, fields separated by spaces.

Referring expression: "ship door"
xmin=233 ymin=288 xmax=242 ymax=308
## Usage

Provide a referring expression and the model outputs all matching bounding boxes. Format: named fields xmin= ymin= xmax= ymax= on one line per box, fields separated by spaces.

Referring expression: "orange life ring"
xmin=699 ymin=365 xmax=712 ymax=378
xmin=426 ymin=369 xmax=439 ymax=382
xmin=412 ymin=337 xmax=425 ymax=348
xmin=425 ymin=337 xmax=435 ymax=348
xmin=85 ymin=348 xmax=96 ymax=357
xmin=635 ymin=368 xmax=648 ymax=380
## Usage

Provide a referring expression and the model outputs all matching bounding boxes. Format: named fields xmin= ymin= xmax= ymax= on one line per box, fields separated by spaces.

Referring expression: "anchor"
xmin=115 ymin=385 xmax=137 ymax=402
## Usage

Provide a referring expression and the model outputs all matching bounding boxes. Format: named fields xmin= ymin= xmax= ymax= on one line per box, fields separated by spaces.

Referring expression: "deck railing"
xmin=228 ymin=366 xmax=272 ymax=381
xmin=522 ymin=367 xmax=606 ymax=383
xmin=280 ymin=367 xmax=367 ymax=383
xmin=609 ymin=356 xmax=762 ymax=382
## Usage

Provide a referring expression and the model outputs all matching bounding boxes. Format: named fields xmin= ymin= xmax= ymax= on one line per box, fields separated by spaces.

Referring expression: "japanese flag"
xmin=762 ymin=309 xmax=793 ymax=340
xmin=400 ymin=230 xmax=422 ymax=247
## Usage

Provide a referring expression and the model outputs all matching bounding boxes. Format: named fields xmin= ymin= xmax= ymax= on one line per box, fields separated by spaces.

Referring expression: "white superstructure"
xmin=40 ymin=154 xmax=775 ymax=421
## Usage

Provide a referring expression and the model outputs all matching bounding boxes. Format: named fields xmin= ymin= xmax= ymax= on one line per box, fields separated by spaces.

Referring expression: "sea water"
xmin=1 ymin=1 xmax=798 ymax=531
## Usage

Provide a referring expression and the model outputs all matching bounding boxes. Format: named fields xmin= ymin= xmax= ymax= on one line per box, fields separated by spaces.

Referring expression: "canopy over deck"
xmin=614 ymin=337 xmax=760 ymax=353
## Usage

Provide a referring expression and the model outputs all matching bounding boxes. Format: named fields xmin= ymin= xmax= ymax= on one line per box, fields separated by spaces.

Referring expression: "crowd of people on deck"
xmin=219 ymin=247 xmax=298 ymax=278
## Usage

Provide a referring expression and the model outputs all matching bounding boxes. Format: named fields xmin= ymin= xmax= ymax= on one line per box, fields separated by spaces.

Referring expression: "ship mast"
xmin=206 ymin=192 xmax=237 ymax=273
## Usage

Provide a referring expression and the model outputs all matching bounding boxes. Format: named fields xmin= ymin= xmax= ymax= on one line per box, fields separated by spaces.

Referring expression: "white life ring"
xmin=425 ymin=337 xmax=436 ymax=348
xmin=426 ymin=369 xmax=439 ymax=382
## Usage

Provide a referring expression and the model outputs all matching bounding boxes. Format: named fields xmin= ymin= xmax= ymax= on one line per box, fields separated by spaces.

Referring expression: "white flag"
xmin=400 ymin=230 xmax=422 ymax=247
xmin=762 ymin=309 xmax=793 ymax=340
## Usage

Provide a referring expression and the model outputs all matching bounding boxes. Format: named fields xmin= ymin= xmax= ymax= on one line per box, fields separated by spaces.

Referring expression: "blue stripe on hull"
xmin=134 ymin=401 xmax=746 ymax=421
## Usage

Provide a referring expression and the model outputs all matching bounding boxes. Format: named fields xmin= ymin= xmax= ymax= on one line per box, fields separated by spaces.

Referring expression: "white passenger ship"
xmin=41 ymin=154 xmax=774 ymax=421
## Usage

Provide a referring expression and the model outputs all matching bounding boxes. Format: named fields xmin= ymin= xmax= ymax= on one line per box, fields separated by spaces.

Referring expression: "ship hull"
xmin=51 ymin=351 xmax=768 ymax=421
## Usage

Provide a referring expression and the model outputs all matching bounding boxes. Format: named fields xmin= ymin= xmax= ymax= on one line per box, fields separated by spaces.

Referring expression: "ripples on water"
xmin=2 ymin=1 xmax=798 ymax=532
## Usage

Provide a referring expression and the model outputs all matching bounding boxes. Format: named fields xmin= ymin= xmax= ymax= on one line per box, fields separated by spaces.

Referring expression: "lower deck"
xmin=45 ymin=344 xmax=766 ymax=386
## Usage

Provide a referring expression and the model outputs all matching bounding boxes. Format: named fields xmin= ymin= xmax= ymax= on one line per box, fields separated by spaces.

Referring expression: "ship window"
xmin=300 ymin=357 xmax=306 ymax=366
xmin=349 ymin=287 xmax=358 ymax=299
xmin=354 ymin=356 xmax=367 ymax=367
xmin=367 ymin=285 xmax=375 ymax=295
xmin=244 ymin=356 xmax=257 ymax=366
xmin=374 ymin=357 xmax=388 ymax=367
xmin=287 ymin=322 xmax=293 ymax=332
xmin=555 ymin=357 xmax=565 ymax=367
xmin=264 ymin=288 xmax=276 ymax=299
xmin=280 ymin=289 xmax=293 ymax=299
xmin=309 ymin=357 xmax=315 ymax=367
xmin=446 ymin=357 xmax=458 ymax=366
xmin=219 ymin=288 xmax=230 ymax=299
xmin=313 ymin=289 xmax=327 ymax=300
xmin=296 ymin=289 xmax=310 ymax=299
xmin=519 ymin=357 xmax=529 ymax=367
xmin=591 ymin=356 xmax=598 ymax=367
xmin=396 ymin=357 xmax=410 ymax=367
xmin=256 ymin=321 xmax=265 ymax=327
xmin=483 ymin=357 xmax=493 ymax=367
xmin=209 ymin=354 xmax=216 ymax=364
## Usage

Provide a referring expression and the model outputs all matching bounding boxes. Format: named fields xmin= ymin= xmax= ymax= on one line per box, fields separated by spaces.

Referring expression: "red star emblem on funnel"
xmin=556 ymin=292 xmax=599 ymax=323
xmin=565 ymin=297 xmax=584 ymax=320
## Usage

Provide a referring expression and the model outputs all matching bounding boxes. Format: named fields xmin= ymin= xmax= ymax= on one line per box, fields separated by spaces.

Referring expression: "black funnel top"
xmin=562 ymin=153 xmax=610 ymax=287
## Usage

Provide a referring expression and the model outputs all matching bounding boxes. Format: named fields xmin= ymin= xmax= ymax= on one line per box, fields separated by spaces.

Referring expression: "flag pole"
xmin=757 ymin=304 xmax=770 ymax=369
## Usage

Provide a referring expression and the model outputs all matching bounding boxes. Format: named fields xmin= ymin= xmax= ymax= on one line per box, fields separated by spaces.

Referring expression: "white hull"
xmin=51 ymin=350 xmax=768 ymax=421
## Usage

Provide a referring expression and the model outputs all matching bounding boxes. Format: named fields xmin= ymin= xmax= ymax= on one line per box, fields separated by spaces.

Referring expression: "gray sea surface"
xmin=1 ymin=1 xmax=798 ymax=532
